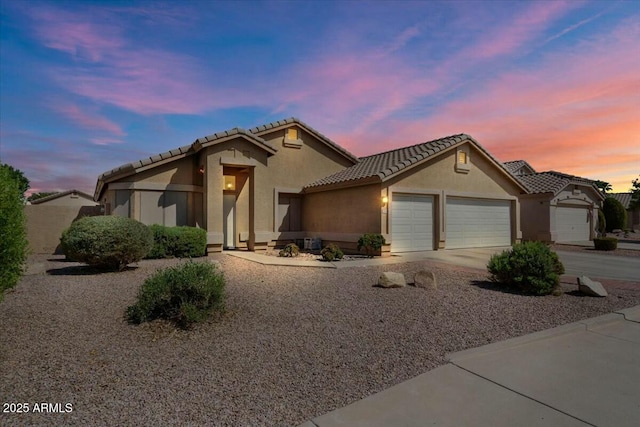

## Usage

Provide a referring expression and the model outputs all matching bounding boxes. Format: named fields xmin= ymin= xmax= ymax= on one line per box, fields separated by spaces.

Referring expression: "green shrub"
xmin=593 ymin=237 xmax=618 ymax=251
xmin=279 ymin=243 xmax=299 ymax=257
xmin=597 ymin=209 xmax=606 ymax=236
xmin=321 ymin=243 xmax=344 ymax=261
xmin=0 ymin=164 xmax=29 ymax=301
xmin=602 ymin=197 xmax=626 ymax=232
xmin=487 ymin=241 xmax=565 ymax=295
xmin=126 ymin=261 xmax=225 ymax=328
xmin=146 ymin=225 xmax=206 ymax=259
xmin=61 ymin=216 xmax=153 ymax=270
xmin=357 ymin=233 xmax=386 ymax=257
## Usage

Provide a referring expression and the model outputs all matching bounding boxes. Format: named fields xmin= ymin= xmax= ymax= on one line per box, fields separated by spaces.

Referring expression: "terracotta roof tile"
xmin=518 ymin=171 xmax=598 ymax=195
xmin=306 ymin=134 xmax=479 ymax=188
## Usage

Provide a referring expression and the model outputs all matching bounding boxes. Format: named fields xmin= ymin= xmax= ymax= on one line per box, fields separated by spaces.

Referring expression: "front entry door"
xmin=223 ymin=193 xmax=236 ymax=249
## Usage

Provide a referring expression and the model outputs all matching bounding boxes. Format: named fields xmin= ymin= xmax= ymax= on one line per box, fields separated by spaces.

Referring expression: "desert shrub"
xmin=146 ymin=225 xmax=206 ymax=259
xmin=357 ymin=233 xmax=386 ymax=257
xmin=279 ymin=243 xmax=299 ymax=257
xmin=126 ymin=261 xmax=225 ymax=329
xmin=602 ymin=197 xmax=626 ymax=232
xmin=597 ymin=209 xmax=606 ymax=236
xmin=593 ymin=237 xmax=618 ymax=251
xmin=0 ymin=164 xmax=29 ymax=301
xmin=321 ymin=243 xmax=344 ymax=261
xmin=61 ymin=216 xmax=153 ymax=270
xmin=487 ymin=241 xmax=565 ymax=295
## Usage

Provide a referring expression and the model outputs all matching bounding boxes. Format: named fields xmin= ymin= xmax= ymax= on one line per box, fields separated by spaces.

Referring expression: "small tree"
xmin=0 ymin=164 xmax=30 ymax=300
xmin=602 ymin=197 xmax=627 ymax=231
xmin=630 ymin=176 xmax=640 ymax=209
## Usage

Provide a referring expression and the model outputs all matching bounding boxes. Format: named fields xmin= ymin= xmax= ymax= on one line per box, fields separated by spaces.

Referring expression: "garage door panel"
xmin=391 ymin=194 xmax=434 ymax=253
xmin=446 ymin=198 xmax=511 ymax=249
xmin=556 ymin=206 xmax=590 ymax=242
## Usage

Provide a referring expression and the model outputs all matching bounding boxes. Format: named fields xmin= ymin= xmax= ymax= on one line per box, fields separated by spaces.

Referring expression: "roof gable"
xmin=31 ymin=189 xmax=96 ymax=204
xmin=503 ymin=160 xmax=536 ymax=175
xmin=249 ymin=117 xmax=358 ymax=163
xmin=306 ymin=134 xmax=526 ymax=191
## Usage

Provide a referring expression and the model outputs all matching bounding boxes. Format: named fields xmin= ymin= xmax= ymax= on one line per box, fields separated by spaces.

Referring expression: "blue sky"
xmin=1 ymin=0 xmax=638 ymax=195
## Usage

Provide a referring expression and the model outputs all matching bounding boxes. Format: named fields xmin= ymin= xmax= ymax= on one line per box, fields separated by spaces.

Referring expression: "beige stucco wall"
xmin=25 ymin=205 xmax=102 ymax=254
xmin=384 ymin=142 xmax=523 ymax=247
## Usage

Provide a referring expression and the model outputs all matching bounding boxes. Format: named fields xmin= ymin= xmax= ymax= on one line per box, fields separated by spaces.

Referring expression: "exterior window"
xmin=278 ymin=194 xmax=302 ymax=232
xmin=140 ymin=191 xmax=188 ymax=226
xmin=113 ymin=190 xmax=130 ymax=217
xmin=458 ymin=151 xmax=467 ymax=164
xmin=284 ymin=127 xmax=302 ymax=148
xmin=455 ymin=148 xmax=470 ymax=173
xmin=287 ymin=128 xmax=298 ymax=140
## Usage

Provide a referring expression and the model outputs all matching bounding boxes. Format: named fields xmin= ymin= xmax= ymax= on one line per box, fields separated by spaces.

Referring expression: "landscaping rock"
xmin=378 ymin=272 xmax=406 ymax=288
xmin=578 ymin=276 xmax=608 ymax=297
xmin=414 ymin=270 xmax=437 ymax=290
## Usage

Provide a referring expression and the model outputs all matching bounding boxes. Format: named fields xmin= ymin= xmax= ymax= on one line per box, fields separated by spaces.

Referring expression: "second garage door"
xmin=556 ymin=206 xmax=590 ymax=242
xmin=391 ymin=194 xmax=434 ymax=252
xmin=446 ymin=198 xmax=511 ymax=249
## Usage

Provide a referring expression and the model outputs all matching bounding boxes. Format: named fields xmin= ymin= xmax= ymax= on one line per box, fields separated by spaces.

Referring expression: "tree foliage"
xmin=602 ymin=197 xmax=627 ymax=231
xmin=27 ymin=192 xmax=57 ymax=202
xmin=0 ymin=163 xmax=29 ymax=300
xmin=594 ymin=180 xmax=612 ymax=193
xmin=630 ymin=176 xmax=640 ymax=209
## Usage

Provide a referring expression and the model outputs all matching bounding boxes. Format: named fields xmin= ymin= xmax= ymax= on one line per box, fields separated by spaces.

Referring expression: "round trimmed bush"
xmin=593 ymin=237 xmax=617 ymax=251
xmin=61 ymin=216 xmax=153 ymax=270
xmin=487 ymin=241 xmax=565 ymax=295
xmin=279 ymin=243 xmax=300 ymax=257
xmin=146 ymin=225 xmax=206 ymax=259
xmin=321 ymin=243 xmax=344 ymax=261
xmin=126 ymin=261 xmax=225 ymax=329
xmin=602 ymin=197 xmax=626 ymax=232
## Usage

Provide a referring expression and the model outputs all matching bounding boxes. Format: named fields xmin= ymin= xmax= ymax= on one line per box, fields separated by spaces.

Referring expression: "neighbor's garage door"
xmin=391 ymin=194 xmax=434 ymax=252
xmin=446 ymin=198 xmax=511 ymax=249
xmin=556 ymin=206 xmax=590 ymax=242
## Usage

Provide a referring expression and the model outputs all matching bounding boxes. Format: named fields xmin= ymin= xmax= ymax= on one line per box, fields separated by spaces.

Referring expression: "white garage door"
xmin=391 ymin=194 xmax=434 ymax=252
xmin=446 ymin=198 xmax=511 ymax=249
xmin=556 ymin=206 xmax=590 ymax=242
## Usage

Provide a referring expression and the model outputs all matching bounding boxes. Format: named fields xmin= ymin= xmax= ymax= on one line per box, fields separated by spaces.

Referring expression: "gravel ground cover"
xmin=1 ymin=254 xmax=639 ymax=426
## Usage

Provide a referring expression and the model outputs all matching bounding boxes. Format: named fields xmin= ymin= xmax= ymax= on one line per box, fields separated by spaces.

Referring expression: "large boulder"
xmin=378 ymin=272 xmax=406 ymax=288
xmin=414 ymin=270 xmax=437 ymax=290
xmin=578 ymin=276 xmax=608 ymax=297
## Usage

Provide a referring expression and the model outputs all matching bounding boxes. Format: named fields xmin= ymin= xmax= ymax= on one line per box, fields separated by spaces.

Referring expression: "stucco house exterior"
xmin=95 ymin=118 xmax=527 ymax=254
xmin=610 ymin=193 xmax=640 ymax=231
xmin=504 ymin=161 xmax=604 ymax=243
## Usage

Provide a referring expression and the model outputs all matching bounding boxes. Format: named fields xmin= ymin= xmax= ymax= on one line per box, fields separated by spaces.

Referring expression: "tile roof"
xmin=248 ymin=117 xmax=358 ymax=163
xmin=503 ymin=160 xmax=536 ymax=174
xmin=610 ymin=193 xmax=632 ymax=209
xmin=518 ymin=171 xmax=600 ymax=196
xmin=30 ymin=189 xmax=95 ymax=204
xmin=305 ymin=133 xmax=522 ymax=190
xmin=95 ymin=117 xmax=356 ymax=200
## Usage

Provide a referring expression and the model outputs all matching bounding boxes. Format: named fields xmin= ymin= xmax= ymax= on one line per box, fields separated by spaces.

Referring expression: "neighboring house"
xmin=610 ymin=193 xmax=640 ymax=230
xmin=29 ymin=189 xmax=98 ymax=206
xmin=95 ymin=118 xmax=527 ymax=254
xmin=504 ymin=161 xmax=604 ymax=243
xmin=25 ymin=189 xmax=101 ymax=254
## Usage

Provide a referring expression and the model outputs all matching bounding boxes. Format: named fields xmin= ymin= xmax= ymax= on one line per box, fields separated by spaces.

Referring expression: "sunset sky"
xmin=1 ymin=0 xmax=638 ymax=195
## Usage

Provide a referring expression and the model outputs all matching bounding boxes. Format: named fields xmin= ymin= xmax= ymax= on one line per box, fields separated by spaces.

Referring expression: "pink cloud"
xmin=54 ymin=104 xmax=125 ymax=136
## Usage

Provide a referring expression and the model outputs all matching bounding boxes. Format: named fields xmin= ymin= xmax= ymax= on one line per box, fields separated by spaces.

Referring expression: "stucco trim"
xmin=108 ymin=182 xmax=204 ymax=193
xmin=220 ymin=156 xmax=258 ymax=167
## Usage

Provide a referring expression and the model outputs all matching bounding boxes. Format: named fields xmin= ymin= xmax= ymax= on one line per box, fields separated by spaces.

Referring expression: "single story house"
xmin=609 ymin=193 xmax=640 ymax=231
xmin=95 ymin=118 xmax=527 ymax=254
xmin=503 ymin=161 xmax=604 ymax=243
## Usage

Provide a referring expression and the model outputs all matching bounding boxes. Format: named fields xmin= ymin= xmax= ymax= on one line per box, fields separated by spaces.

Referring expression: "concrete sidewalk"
xmin=300 ymin=306 xmax=640 ymax=427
